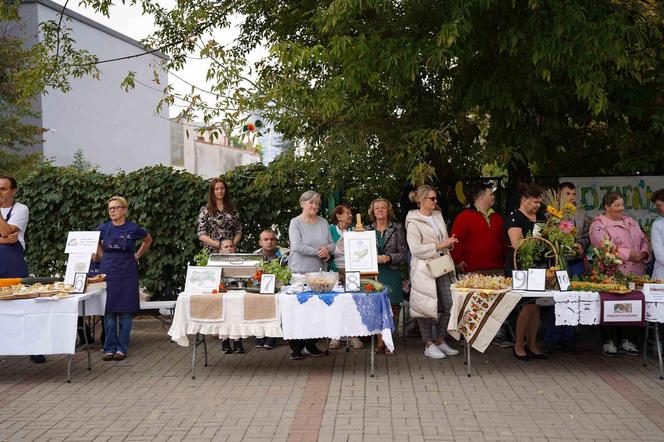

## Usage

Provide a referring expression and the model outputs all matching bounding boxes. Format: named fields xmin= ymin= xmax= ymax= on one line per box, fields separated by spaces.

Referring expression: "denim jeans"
xmin=103 ymin=313 xmax=133 ymax=354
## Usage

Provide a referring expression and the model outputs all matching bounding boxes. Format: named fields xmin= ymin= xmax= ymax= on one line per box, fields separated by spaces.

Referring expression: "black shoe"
xmin=524 ymin=345 xmax=547 ymax=360
xmin=221 ymin=339 xmax=232 ymax=354
xmin=29 ymin=355 xmax=46 ymax=364
xmin=290 ymin=351 xmax=304 ymax=360
xmin=304 ymin=345 xmax=325 ymax=357
xmin=263 ymin=338 xmax=277 ymax=349
xmin=233 ymin=340 xmax=245 ymax=354
xmin=255 ymin=338 xmax=265 ymax=348
xmin=512 ymin=347 xmax=530 ymax=361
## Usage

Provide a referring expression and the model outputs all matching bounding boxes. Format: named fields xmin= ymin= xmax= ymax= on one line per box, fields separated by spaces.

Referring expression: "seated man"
xmin=253 ymin=228 xmax=288 ymax=265
xmin=253 ymin=229 xmax=287 ymax=349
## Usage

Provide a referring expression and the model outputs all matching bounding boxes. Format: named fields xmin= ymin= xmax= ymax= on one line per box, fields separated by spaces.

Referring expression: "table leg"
xmin=655 ymin=323 xmax=663 ymax=380
xmin=465 ymin=338 xmax=471 ymax=377
xmin=346 ymin=337 xmax=350 ymax=353
xmin=370 ymin=335 xmax=375 ymax=378
xmin=644 ymin=323 xmax=650 ymax=367
xmin=81 ymin=300 xmax=91 ymax=370
xmin=67 ymin=355 xmax=72 ymax=383
xmin=192 ymin=333 xmax=198 ymax=380
xmin=203 ymin=335 xmax=208 ymax=367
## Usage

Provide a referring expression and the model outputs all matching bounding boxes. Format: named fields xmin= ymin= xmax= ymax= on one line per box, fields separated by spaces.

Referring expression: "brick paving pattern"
xmin=1 ymin=319 xmax=664 ymax=441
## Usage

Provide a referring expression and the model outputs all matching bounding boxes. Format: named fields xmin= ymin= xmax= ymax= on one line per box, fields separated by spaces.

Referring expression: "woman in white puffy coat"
xmin=405 ymin=185 xmax=459 ymax=359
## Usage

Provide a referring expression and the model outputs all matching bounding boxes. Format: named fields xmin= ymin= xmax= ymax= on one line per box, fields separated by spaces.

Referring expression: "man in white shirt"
xmin=0 ymin=176 xmax=29 ymax=277
xmin=0 ymin=176 xmax=44 ymax=363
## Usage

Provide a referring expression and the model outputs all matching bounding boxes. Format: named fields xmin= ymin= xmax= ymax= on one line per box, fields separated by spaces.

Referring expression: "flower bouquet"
xmin=538 ymin=189 xmax=579 ymax=270
xmin=514 ymin=188 xmax=579 ymax=289
xmin=588 ymin=237 xmax=623 ymax=282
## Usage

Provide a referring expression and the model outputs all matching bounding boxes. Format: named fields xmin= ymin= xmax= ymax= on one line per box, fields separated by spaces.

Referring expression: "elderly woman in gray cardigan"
xmin=405 ymin=185 xmax=459 ymax=360
xmin=287 ymin=190 xmax=335 ymax=360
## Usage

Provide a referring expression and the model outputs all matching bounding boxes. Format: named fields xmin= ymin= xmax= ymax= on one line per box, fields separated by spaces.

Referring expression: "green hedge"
xmin=15 ymin=151 xmax=400 ymax=299
xmin=20 ymin=165 xmax=205 ymax=299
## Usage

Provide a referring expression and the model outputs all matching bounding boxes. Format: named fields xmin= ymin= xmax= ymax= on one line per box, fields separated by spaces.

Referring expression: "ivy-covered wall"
xmin=15 ymin=149 xmax=401 ymax=299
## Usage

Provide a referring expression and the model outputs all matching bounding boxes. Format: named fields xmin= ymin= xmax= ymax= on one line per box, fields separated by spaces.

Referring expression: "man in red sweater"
xmin=451 ymin=183 xmax=506 ymax=275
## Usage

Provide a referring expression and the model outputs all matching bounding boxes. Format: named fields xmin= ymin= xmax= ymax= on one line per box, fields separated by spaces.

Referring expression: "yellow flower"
xmin=564 ymin=202 xmax=577 ymax=214
xmin=546 ymin=206 xmax=560 ymax=218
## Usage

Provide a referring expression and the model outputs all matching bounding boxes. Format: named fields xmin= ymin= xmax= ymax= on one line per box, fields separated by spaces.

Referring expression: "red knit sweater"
xmin=450 ymin=208 xmax=506 ymax=272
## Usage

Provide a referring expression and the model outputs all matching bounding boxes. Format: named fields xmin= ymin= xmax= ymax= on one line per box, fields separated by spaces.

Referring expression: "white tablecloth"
xmin=279 ymin=292 xmax=394 ymax=352
xmin=168 ymin=290 xmax=394 ymax=351
xmin=514 ymin=290 xmax=664 ymax=323
xmin=78 ymin=282 xmax=106 ymax=316
xmin=168 ymin=291 xmax=283 ymax=346
xmin=0 ymin=287 xmax=106 ymax=355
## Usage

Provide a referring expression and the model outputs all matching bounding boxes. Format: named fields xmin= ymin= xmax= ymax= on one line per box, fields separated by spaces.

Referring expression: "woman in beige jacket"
xmin=405 ymin=185 xmax=459 ymax=359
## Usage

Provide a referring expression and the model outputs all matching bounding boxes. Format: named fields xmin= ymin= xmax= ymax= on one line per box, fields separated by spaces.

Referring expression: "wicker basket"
xmin=513 ymin=236 xmax=559 ymax=290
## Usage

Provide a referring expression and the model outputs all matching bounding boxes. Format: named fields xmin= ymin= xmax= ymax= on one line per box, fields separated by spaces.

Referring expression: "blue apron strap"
xmin=2 ymin=204 xmax=14 ymax=222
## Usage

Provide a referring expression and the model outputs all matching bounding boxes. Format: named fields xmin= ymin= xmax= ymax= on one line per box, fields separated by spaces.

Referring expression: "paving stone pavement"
xmin=1 ymin=319 xmax=664 ymax=441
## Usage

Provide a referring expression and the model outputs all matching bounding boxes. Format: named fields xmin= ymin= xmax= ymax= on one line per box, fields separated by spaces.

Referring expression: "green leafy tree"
xmin=81 ymin=0 xmax=664 ymax=182
xmin=70 ymin=148 xmax=97 ymax=171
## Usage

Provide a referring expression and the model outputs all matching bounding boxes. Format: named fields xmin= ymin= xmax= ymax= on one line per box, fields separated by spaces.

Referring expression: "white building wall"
xmin=16 ymin=1 xmax=170 ymax=173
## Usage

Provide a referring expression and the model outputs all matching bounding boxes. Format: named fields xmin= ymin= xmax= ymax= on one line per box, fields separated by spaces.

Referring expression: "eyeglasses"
xmin=108 ymin=206 xmax=125 ymax=212
xmin=424 ymin=196 xmax=438 ymax=202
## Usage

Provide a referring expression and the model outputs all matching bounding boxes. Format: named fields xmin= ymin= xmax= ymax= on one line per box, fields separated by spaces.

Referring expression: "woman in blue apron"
xmin=96 ymin=196 xmax=153 ymax=361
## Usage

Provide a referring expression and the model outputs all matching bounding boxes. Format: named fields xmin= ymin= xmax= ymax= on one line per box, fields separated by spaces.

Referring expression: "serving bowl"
xmin=305 ymin=272 xmax=339 ymax=292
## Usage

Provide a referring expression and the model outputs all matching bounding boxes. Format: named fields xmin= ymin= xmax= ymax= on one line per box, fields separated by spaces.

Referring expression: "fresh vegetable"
xmin=360 ymin=279 xmax=384 ymax=292
xmin=260 ymin=260 xmax=292 ymax=284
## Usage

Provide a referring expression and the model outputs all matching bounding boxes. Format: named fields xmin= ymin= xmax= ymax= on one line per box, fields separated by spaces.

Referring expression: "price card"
xmin=526 ymin=268 xmax=546 ymax=291
xmin=556 ymin=270 xmax=571 ymax=291
xmin=65 ymin=231 xmax=100 ymax=254
xmin=345 ymin=272 xmax=361 ymax=292
xmin=260 ymin=274 xmax=276 ymax=294
xmin=643 ymin=284 xmax=664 ymax=302
xmin=512 ymin=270 xmax=528 ymax=290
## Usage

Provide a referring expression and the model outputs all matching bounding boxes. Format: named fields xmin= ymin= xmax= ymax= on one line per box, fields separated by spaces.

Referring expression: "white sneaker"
xmin=437 ymin=341 xmax=460 ymax=356
xmin=349 ymin=337 xmax=365 ymax=349
xmin=424 ymin=344 xmax=447 ymax=359
xmin=329 ymin=339 xmax=341 ymax=349
xmin=602 ymin=341 xmax=618 ymax=357
xmin=620 ymin=339 xmax=639 ymax=356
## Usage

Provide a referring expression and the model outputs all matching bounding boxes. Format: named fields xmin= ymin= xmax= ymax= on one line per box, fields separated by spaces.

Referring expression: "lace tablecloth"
xmin=168 ymin=291 xmax=283 ymax=346
xmin=279 ymin=290 xmax=394 ymax=352
xmin=0 ymin=287 xmax=106 ymax=355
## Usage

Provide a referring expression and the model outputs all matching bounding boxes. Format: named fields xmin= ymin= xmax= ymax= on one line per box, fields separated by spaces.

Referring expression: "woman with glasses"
xmin=405 ymin=185 xmax=460 ymax=359
xmin=95 ymin=196 xmax=153 ymax=361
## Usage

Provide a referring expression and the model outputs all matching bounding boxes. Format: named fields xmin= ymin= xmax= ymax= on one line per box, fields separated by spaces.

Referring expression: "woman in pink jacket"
xmin=589 ymin=191 xmax=650 ymax=357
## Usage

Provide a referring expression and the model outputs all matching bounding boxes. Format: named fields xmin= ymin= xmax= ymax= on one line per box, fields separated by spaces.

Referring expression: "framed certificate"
xmin=184 ymin=266 xmax=222 ymax=293
xmin=343 ymin=231 xmax=378 ymax=274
